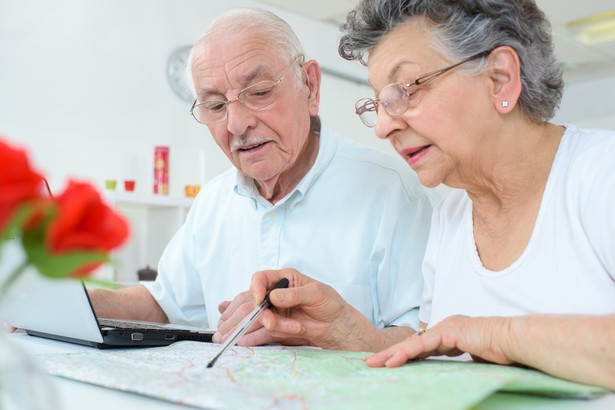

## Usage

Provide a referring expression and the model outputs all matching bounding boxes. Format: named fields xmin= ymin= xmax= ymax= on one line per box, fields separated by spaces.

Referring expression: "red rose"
xmin=1 ymin=137 xmax=130 ymax=283
xmin=47 ymin=180 xmax=129 ymax=254
xmin=0 ymin=138 xmax=44 ymax=234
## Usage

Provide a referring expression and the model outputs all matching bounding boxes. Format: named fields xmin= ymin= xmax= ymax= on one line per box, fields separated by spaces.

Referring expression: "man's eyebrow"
xmin=196 ymin=64 xmax=272 ymax=100
xmin=197 ymin=87 xmax=223 ymax=100
xmin=237 ymin=64 xmax=269 ymax=87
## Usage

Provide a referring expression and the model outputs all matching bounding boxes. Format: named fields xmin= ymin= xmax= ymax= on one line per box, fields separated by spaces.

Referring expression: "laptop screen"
xmin=4 ymin=274 xmax=105 ymax=343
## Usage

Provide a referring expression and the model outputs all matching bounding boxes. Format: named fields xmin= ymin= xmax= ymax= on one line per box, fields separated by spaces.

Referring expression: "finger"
xmin=218 ymin=291 xmax=252 ymax=323
xmin=262 ymin=310 xmax=304 ymax=336
xmin=236 ymin=326 xmax=275 ymax=347
xmin=366 ymin=334 xmax=432 ymax=368
xmin=216 ymin=301 xmax=257 ymax=336
xmin=217 ymin=313 xmax=266 ymax=345
xmin=267 ymin=281 xmax=328 ymax=309
xmin=251 ymin=268 xmax=313 ymax=304
xmin=251 ymin=270 xmax=289 ymax=304
xmin=365 ymin=350 xmax=395 ymax=367
xmin=217 ymin=323 xmax=266 ymax=345
xmin=384 ymin=348 xmax=416 ymax=368
xmin=218 ymin=300 xmax=231 ymax=315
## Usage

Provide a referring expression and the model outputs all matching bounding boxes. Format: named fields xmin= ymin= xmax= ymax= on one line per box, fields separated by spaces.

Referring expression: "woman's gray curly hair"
xmin=339 ymin=0 xmax=564 ymax=122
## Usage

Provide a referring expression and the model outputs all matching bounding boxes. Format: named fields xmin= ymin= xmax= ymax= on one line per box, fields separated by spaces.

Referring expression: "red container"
xmin=154 ymin=146 xmax=169 ymax=195
xmin=124 ymin=180 xmax=135 ymax=192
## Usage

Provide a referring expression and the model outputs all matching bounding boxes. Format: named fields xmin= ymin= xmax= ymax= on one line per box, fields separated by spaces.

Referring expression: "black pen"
xmin=207 ymin=278 xmax=290 ymax=368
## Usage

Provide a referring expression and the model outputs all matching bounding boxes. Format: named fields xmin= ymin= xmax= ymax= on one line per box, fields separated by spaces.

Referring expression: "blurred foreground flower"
xmin=0 ymin=136 xmax=129 ymax=298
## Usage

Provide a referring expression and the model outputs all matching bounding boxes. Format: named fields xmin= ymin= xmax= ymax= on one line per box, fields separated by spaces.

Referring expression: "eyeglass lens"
xmin=356 ymin=82 xmax=416 ymax=128
xmin=195 ymin=81 xmax=280 ymax=124
xmin=191 ymin=55 xmax=302 ymax=125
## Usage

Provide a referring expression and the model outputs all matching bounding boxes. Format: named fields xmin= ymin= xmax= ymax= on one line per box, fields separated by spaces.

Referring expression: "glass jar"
xmin=0 ymin=331 xmax=60 ymax=410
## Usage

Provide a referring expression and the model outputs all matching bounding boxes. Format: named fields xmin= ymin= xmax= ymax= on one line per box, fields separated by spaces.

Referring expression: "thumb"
xmin=268 ymin=282 xmax=323 ymax=309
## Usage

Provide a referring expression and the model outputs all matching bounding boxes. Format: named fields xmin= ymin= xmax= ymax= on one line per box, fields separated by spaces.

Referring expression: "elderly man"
xmin=90 ymin=8 xmax=433 ymax=351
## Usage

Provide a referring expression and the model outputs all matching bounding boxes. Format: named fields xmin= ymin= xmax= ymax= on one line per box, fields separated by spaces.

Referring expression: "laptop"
xmin=4 ymin=274 xmax=214 ymax=349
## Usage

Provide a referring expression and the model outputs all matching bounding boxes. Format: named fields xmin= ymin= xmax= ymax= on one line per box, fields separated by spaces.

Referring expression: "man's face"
xmin=191 ymin=31 xmax=317 ymax=188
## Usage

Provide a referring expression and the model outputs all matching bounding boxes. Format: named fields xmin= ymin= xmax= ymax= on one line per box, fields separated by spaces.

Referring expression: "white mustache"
xmin=230 ymin=136 xmax=272 ymax=153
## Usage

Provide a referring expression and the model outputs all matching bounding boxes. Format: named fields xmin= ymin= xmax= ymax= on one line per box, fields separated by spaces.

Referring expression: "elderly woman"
xmin=247 ymin=0 xmax=614 ymax=390
xmin=333 ymin=0 xmax=615 ymax=389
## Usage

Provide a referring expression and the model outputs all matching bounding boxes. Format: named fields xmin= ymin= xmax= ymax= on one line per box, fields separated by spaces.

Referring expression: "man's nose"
xmin=226 ymin=99 xmax=257 ymax=135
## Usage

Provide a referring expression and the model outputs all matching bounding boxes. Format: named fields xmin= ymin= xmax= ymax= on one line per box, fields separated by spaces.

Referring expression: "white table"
xmin=8 ymin=331 xmax=615 ymax=410
xmin=5 ymin=332 xmax=185 ymax=410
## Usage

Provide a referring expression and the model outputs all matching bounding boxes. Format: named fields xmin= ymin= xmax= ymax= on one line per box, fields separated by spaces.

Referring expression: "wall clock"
xmin=166 ymin=45 xmax=195 ymax=102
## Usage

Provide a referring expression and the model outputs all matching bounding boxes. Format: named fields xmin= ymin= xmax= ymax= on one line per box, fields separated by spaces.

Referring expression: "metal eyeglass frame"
xmin=190 ymin=55 xmax=305 ymax=125
xmin=355 ymin=50 xmax=492 ymax=127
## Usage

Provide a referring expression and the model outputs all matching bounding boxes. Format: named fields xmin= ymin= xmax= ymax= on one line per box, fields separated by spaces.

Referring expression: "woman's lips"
xmin=401 ymin=145 xmax=432 ymax=166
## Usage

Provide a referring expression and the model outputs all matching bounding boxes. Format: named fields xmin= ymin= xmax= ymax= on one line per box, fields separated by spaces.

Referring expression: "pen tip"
xmin=206 ymin=361 xmax=214 ymax=368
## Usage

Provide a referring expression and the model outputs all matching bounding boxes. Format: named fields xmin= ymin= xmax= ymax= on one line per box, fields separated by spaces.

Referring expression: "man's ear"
xmin=302 ymin=59 xmax=322 ymax=116
xmin=487 ymin=46 xmax=522 ymax=113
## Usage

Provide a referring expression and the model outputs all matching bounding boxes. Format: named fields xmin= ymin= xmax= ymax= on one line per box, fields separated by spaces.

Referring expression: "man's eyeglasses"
xmin=190 ymin=55 xmax=305 ymax=125
xmin=355 ymin=50 xmax=492 ymax=127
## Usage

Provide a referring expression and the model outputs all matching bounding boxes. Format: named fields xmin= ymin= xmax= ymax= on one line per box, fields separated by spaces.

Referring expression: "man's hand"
xmin=215 ymin=268 xmax=412 ymax=351
xmin=213 ymin=290 xmax=276 ymax=345
xmin=251 ymin=268 xmax=382 ymax=351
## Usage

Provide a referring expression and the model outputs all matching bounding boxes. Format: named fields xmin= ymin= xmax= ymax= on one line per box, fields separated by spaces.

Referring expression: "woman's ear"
xmin=302 ymin=59 xmax=322 ymax=116
xmin=487 ymin=46 xmax=522 ymax=113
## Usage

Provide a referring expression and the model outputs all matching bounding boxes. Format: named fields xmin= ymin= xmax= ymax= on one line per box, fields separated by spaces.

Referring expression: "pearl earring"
xmin=501 ymin=101 xmax=509 ymax=107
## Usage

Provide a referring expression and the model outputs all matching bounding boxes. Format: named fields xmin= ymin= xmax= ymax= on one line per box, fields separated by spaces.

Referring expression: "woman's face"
xmin=366 ymin=19 xmax=492 ymax=188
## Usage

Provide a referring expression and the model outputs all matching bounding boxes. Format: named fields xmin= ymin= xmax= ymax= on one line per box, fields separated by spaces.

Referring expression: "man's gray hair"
xmin=195 ymin=8 xmax=305 ymax=89
xmin=339 ymin=0 xmax=564 ymax=122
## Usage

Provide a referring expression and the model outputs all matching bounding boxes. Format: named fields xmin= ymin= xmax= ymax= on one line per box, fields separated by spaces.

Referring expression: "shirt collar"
xmin=233 ymin=122 xmax=338 ymax=208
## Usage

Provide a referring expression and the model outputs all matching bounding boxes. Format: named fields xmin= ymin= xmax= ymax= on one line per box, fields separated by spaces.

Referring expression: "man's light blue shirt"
xmin=145 ymin=124 xmax=433 ymax=330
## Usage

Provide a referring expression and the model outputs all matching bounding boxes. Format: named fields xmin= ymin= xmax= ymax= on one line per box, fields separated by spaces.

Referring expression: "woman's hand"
xmin=366 ymin=315 xmax=515 ymax=367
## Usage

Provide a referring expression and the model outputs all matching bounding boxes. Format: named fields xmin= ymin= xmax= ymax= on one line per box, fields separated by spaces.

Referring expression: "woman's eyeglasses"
xmin=355 ymin=50 xmax=492 ymax=127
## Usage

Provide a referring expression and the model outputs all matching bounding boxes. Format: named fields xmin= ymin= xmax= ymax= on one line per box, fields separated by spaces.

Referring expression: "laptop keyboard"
xmin=97 ymin=318 xmax=214 ymax=344
xmin=98 ymin=319 xmax=169 ymax=330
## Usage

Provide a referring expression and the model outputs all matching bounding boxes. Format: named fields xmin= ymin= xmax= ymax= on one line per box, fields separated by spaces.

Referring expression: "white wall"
xmin=554 ymin=75 xmax=615 ymax=129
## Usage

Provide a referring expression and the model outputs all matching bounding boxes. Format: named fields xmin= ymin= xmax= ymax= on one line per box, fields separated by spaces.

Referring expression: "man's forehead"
xmin=195 ymin=40 xmax=283 ymax=87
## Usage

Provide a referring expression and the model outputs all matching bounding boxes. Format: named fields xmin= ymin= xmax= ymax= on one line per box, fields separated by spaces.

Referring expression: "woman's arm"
xmin=366 ymin=314 xmax=615 ymax=391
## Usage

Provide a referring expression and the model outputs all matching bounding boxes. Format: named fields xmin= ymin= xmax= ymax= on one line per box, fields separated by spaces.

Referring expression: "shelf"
xmin=102 ymin=190 xmax=195 ymax=283
xmin=104 ymin=191 xmax=194 ymax=208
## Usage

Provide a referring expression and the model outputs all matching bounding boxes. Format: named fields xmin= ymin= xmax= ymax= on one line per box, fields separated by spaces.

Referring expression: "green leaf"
xmin=21 ymin=228 xmax=110 ymax=279
xmin=34 ymin=250 xmax=109 ymax=279
xmin=1 ymin=203 xmax=38 ymax=240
